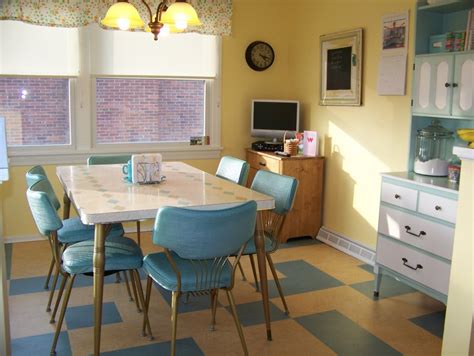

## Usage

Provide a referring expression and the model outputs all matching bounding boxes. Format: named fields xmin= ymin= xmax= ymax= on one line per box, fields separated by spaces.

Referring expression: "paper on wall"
xmin=377 ymin=54 xmax=407 ymax=95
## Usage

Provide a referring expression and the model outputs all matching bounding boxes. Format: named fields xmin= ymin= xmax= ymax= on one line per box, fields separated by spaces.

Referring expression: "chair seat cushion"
xmin=143 ymin=251 xmax=233 ymax=293
xmin=62 ymin=236 xmax=142 ymax=275
xmin=242 ymin=233 xmax=275 ymax=255
xmin=58 ymin=217 xmax=124 ymax=244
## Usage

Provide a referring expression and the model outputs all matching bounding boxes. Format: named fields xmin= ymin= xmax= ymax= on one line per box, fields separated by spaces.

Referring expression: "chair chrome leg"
xmin=170 ymin=291 xmax=180 ymax=356
xmin=266 ymin=254 xmax=289 ymax=315
xmin=122 ymin=271 xmax=134 ymax=302
xmin=248 ymin=255 xmax=260 ymax=292
xmin=133 ymin=270 xmax=153 ymax=340
xmin=225 ymin=289 xmax=248 ymax=356
xmin=50 ymin=274 xmax=75 ymax=356
xmin=46 ymin=264 xmax=60 ymax=312
xmin=129 ymin=270 xmax=142 ymax=313
xmin=44 ymin=257 xmax=55 ymax=290
xmin=209 ymin=289 xmax=219 ymax=331
xmin=142 ymin=276 xmax=153 ymax=337
xmin=237 ymin=260 xmax=247 ymax=281
xmin=136 ymin=221 xmax=141 ymax=247
xmin=50 ymin=274 xmax=67 ymax=323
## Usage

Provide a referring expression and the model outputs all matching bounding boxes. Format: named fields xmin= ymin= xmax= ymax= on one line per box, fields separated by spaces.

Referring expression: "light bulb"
xmin=117 ymin=18 xmax=131 ymax=30
xmin=174 ymin=14 xmax=188 ymax=30
xmin=160 ymin=24 xmax=170 ymax=37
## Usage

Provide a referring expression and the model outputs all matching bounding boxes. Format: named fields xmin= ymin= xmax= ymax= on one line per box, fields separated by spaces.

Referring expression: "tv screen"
xmin=251 ymin=100 xmax=299 ymax=139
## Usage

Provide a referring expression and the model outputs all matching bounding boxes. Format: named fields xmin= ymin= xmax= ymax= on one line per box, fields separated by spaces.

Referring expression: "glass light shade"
xmin=161 ymin=1 xmax=202 ymax=28
xmin=101 ymin=2 xmax=144 ymax=30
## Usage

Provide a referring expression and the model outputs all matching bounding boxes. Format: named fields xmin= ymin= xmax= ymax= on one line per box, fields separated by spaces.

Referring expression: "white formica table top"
xmin=57 ymin=162 xmax=275 ymax=225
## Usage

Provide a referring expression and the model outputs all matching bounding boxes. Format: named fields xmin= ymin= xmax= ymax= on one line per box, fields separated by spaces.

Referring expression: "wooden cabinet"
xmin=413 ymin=53 xmax=474 ymax=118
xmin=246 ymin=149 xmax=324 ymax=243
xmin=374 ymin=173 xmax=458 ymax=304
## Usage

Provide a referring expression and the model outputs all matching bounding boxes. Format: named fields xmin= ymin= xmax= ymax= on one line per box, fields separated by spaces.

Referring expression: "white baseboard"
xmin=4 ymin=234 xmax=45 ymax=244
xmin=316 ymin=226 xmax=375 ymax=266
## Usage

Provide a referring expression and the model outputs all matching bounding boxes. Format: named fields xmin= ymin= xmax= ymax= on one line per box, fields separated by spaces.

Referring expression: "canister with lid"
xmin=413 ymin=120 xmax=454 ymax=176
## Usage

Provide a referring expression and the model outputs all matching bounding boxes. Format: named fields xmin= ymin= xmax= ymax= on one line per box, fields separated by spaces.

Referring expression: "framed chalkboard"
xmin=320 ymin=28 xmax=363 ymax=106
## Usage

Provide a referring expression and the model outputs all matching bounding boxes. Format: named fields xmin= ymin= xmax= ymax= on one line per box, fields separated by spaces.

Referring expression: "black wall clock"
xmin=245 ymin=41 xmax=275 ymax=71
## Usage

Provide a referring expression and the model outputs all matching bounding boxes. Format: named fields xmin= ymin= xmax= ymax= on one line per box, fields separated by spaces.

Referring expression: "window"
xmin=95 ymin=78 xmax=205 ymax=144
xmin=0 ymin=77 xmax=71 ymax=147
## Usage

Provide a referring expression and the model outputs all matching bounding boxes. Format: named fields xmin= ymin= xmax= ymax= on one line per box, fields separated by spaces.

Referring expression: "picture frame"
xmin=320 ymin=28 xmax=363 ymax=106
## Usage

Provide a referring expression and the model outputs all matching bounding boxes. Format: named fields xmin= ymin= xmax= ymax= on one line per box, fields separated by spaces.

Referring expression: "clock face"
xmin=245 ymin=41 xmax=274 ymax=71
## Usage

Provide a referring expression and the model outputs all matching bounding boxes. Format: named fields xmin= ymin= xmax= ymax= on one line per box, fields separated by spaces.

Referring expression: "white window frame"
xmin=3 ymin=75 xmax=77 ymax=156
xmin=7 ymin=34 xmax=222 ymax=166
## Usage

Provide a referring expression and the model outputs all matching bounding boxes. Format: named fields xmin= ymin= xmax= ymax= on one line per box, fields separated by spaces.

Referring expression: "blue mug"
xmin=122 ymin=160 xmax=132 ymax=182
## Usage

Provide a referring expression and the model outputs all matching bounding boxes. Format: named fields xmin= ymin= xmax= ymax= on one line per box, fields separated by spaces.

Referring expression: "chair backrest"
xmin=215 ymin=156 xmax=250 ymax=186
xmin=26 ymin=180 xmax=63 ymax=237
xmin=25 ymin=165 xmax=47 ymax=187
xmin=153 ymin=201 xmax=257 ymax=260
xmin=87 ymin=155 xmax=132 ymax=165
xmin=25 ymin=166 xmax=61 ymax=211
xmin=251 ymin=170 xmax=298 ymax=216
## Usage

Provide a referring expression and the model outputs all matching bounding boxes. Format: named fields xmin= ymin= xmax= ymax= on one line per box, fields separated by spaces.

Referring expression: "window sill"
xmin=8 ymin=145 xmax=223 ymax=166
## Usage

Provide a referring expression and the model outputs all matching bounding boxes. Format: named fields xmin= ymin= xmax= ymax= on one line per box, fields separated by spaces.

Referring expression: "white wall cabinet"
xmin=413 ymin=53 xmax=474 ymax=118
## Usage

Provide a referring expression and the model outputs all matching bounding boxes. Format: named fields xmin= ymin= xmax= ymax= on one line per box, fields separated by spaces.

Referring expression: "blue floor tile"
xmin=409 ymin=310 xmax=445 ymax=338
xmin=11 ymin=331 xmax=71 ymax=356
xmin=229 ymin=300 xmax=288 ymax=327
xmin=65 ymin=302 xmax=122 ymax=330
xmin=9 ymin=272 xmax=129 ymax=296
xmin=350 ymin=265 xmax=417 ymax=300
xmin=262 ymin=260 xmax=344 ymax=298
xmin=101 ymin=337 xmax=204 ymax=356
xmin=5 ymin=243 xmax=12 ymax=280
xmin=296 ymin=310 xmax=401 ymax=356
xmin=279 ymin=236 xmax=321 ymax=249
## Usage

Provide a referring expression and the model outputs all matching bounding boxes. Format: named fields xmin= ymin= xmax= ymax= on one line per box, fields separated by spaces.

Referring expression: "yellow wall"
xmin=4 ymin=0 xmax=416 ymax=250
xmin=290 ymin=0 xmax=415 ymax=248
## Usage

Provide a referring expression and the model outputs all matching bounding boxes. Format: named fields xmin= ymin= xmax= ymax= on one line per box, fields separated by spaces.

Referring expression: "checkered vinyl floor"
xmin=7 ymin=235 xmax=445 ymax=355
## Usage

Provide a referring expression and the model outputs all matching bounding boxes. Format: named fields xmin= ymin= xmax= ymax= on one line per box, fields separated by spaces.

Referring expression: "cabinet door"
xmin=413 ymin=55 xmax=454 ymax=116
xmin=451 ymin=53 xmax=474 ymax=117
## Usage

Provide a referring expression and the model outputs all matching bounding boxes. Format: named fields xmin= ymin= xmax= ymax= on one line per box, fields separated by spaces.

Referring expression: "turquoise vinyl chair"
xmin=25 ymin=166 xmax=125 ymax=317
xmin=239 ymin=170 xmax=298 ymax=315
xmin=141 ymin=201 xmax=257 ymax=356
xmin=26 ymin=179 xmax=148 ymax=356
xmin=216 ymin=156 xmax=250 ymax=186
xmin=215 ymin=156 xmax=250 ymax=281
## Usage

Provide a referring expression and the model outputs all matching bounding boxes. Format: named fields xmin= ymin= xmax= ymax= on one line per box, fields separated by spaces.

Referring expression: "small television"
xmin=251 ymin=99 xmax=299 ymax=141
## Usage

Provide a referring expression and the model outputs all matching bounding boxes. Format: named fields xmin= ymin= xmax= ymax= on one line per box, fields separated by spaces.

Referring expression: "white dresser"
xmin=374 ymin=172 xmax=459 ymax=304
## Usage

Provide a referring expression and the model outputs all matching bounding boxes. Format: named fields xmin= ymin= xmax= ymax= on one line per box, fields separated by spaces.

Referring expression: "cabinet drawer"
xmin=418 ymin=192 xmax=457 ymax=224
xmin=376 ymin=235 xmax=450 ymax=294
xmin=378 ymin=205 xmax=454 ymax=260
xmin=247 ymin=153 xmax=280 ymax=173
xmin=381 ymin=182 xmax=418 ymax=211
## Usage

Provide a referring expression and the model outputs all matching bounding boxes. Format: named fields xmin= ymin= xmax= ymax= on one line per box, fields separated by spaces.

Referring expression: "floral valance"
xmin=0 ymin=0 xmax=232 ymax=36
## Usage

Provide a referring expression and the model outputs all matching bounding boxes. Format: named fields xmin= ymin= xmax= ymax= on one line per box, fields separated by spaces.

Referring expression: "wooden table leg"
xmin=63 ymin=193 xmax=71 ymax=220
xmin=254 ymin=211 xmax=272 ymax=341
xmin=93 ymin=224 xmax=106 ymax=355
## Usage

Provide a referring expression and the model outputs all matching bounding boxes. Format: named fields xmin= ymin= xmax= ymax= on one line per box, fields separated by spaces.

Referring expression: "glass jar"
xmin=414 ymin=120 xmax=454 ymax=177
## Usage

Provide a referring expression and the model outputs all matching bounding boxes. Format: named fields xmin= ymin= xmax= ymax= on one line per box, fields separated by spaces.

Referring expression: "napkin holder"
xmin=131 ymin=153 xmax=162 ymax=184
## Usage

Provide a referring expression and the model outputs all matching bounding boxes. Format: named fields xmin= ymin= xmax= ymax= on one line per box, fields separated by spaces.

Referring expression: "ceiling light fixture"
xmin=101 ymin=0 xmax=201 ymax=41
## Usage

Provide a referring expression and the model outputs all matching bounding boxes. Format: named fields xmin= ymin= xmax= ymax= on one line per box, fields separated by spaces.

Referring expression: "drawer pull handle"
xmin=259 ymin=162 xmax=266 ymax=167
xmin=394 ymin=194 xmax=401 ymax=199
xmin=435 ymin=205 xmax=442 ymax=211
xmin=404 ymin=225 xmax=426 ymax=238
xmin=402 ymin=258 xmax=423 ymax=271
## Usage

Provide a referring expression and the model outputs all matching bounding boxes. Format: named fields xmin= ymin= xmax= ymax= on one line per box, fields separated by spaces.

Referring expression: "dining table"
xmin=56 ymin=161 xmax=276 ymax=355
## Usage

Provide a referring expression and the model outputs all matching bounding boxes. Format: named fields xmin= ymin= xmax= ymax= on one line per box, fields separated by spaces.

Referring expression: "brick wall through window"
xmin=0 ymin=77 xmax=70 ymax=146
xmin=95 ymin=78 xmax=205 ymax=144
